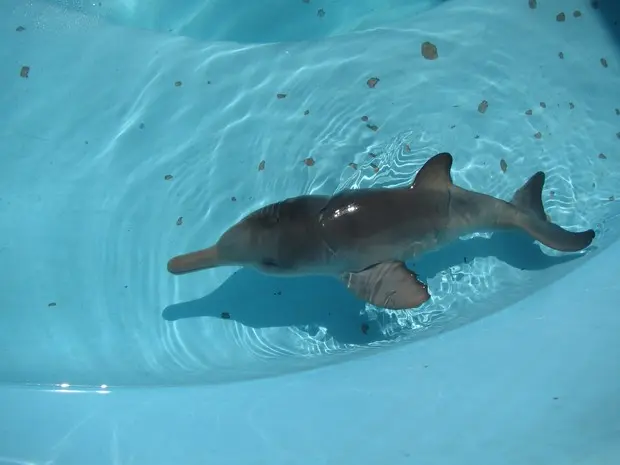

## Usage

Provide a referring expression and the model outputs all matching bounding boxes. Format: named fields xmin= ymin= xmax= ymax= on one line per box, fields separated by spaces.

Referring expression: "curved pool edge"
xmin=2 ymin=239 xmax=619 ymax=464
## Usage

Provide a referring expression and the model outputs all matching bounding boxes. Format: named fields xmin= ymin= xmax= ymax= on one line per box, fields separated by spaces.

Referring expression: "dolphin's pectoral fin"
xmin=341 ymin=261 xmax=430 ymax=310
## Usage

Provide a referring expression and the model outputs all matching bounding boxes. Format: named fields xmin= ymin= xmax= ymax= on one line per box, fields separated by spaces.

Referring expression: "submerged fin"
xmin=341 ymin=261 xmax=430 ymax=310
xmin=411 ymin=152 xmax=454 ymax=189
xmin=510 ymin=171 xmax=547 ymax=221
xmin=508 ymin=172 xmax=595 ymax=252
xmin=167 ymin=246 xmax=220 ymax=274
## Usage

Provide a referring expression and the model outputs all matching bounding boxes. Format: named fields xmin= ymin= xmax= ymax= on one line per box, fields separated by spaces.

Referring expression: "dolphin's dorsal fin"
xmin=410 ymin=152 xmax=454 ymax=189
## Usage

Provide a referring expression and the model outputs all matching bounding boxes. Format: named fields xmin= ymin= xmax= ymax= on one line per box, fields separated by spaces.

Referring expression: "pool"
xmin=1 ymin=0 xmax=619 ymax=463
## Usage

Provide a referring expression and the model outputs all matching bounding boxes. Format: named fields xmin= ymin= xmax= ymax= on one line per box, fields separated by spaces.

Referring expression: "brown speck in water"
xmin=16 ymin=26 xmax=25 ymax=32
xmin=609 ymin=196 xmax=615 ymax=202
xmin=600 ymin=58 xmax=608 ymax=68
xmin=48 ymin=302 xmax=57 ymax=307
xmin=528 ymin=0 xmax=537 ymax=9
xmin=525 ymin=109 xmax=533 ymax=115
xmin=366 ymin=77 xmax=380 ymax=88
xmin=368 ymin=152 xmax=377 ymax=158
xmin=540 ymin=102 xmax=546 ymax=108
xmin=500 ymin=159 xmax=508 ymax=173
xmin=450 ymin=124 xmax=456 ymax=129
xmin=421 ymin=41 xmax=438 ymax=60
xmin=558 ymin=51 xmax=564 ymax=59
xmin=478 ymin=100 xmax=488 ymax=113
xmin=221 ymin=312 xmax=231 ymax=319
xmin=349 ymin=162 xmax=358 ymax=170
xmin=366 ymin=123 xmax=379 ymax=131
xmin=556 ymin=12 xmax=566 ymax=22
xmin=534 ymin=131 xmax=542 ymax=139
xmin=303 ymin=109 xmax=310 ymax=116
xmin=404 ymin=144 xmax=411 ymax=153
xmin=174 ymin=80 xmax=182 ymax=87
xmin=598 ymin=153 xmax=607 ymax=159
xmin=276 ymin=93 xmax=287 ymax=99
xmin=20 ymin=65 xmax=30 ymax=78
xmin=474 ymin=135 xmax=480 ymax=139
xmin=569 ymin=102 xmax=574 ymax=109
xmin=550 ymin=190 xmax=555 ymax=197
xmin=231 ymin=196 xmax=237 ymax=202
xmin=370 ymin=163 xmax=379 ymax=173
xmin=317 ymin=8 xmax=325 ymax=17
xmin=258 ymin=160 xmax=266 ymax=171
xmin=207 ymin=81 xmax=211 ymax=84
xmin=361 ymin=323 xmax=369 ymax=335
xmin=361 ymin=115 xmax=369 ymax=122
xmin=176 ymin=216 xmax=183 ymax=226
xmin=164 ymin=174 xmax=173 ymax=180
xmin=303 ymin=157 xmax=315 ymax=166
xmin=573 ymin=10 xmax=582 ymax=17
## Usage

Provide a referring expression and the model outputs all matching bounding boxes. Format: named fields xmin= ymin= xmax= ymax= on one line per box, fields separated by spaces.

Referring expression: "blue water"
xmin=1 ymin=0 xmax=619 ymax=388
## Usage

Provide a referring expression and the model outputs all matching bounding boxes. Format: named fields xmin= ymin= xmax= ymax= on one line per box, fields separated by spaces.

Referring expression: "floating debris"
xmin=370 ymin=163 xmax=379 ymax=173
xmin=600 ymin=58 xmax=608 ymax=68
xmin=558 ymin=52 xmax=564 ymax=59
xmin=361 ymin=323 xmax=369 ymax=335
xmin=366 ymin=123 xmax=379 ymax=131
xmin=540 ymin=102 xmax=547 ymax=108
xmin=48 ymin=302 xmax=57 ymax=307
xmin=421 ymin=41 xmax=438 ymax=60
xmin=258 ymin=160 xmax=266 ymax=171
xmin=367 ymin=77 xmax=379 ymax=88
xmin=556 ymin=12 xmax=566 ymax=22
xmin=16 ymin=26 xmax=25 ymax=32
xmin=500 ymin=159 xmax=508 ymax=173
xmin=525 ymin=109 xmax=533 ymax=115
xmin=528 ymin=0 xmax=537 ymax=9
xmin=276 ymin=93 xmax=287 ymax=99
xmin=598 ymin=153 xmax=607 ymax=160
xmin=573 ymin=10 xmax=582 ymax=17
xmin=221 ymin=312 xmax=231 ymax=319
xmin=317 ymin=8 xmax=325 ymax=17
xmin=303 ymin=109 xmax=309 ymax=115
xmin=404 ymin=144 xmax=411 ymax=153
xmin=303 ymin=157 xmax=315 ymax=166
xmin=478 ymin=100 xmax=488 ymax=113
xmin=348 ymin=162 xmax=358 ymax=170
xmin=569 ymin=102 xmax=574 ymax=109
xmin=164 ymin=174 xmax=173 ymax=181
xmin=534 ymin=132 xmax=542 ymax=139
xmin=231 ymin=196 xmax=237 ymax=202
xmin=139 ymin=122 xmax=145 ymax=129
xmin=174 ymin=80 xmax=182 ymax=87
xmin=176 ymin=216 xmax=183 ymax=226
xmin=361 ymin=115 xmax=369 ymax=121
xmin=20 ymin=65 xmax=30 ymax=78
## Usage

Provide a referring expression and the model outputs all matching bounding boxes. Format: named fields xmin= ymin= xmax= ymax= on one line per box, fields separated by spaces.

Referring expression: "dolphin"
xmin=167 ymin=152 xmax=595 ymax=310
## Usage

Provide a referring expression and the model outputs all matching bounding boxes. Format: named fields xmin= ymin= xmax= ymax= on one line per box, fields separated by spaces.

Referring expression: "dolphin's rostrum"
xmin=167 ymin=153 xmax=595 ymax=310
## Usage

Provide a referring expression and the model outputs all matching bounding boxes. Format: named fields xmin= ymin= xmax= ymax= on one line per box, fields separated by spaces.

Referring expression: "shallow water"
xmin=1 ymin=0 xmax=619 ymax=388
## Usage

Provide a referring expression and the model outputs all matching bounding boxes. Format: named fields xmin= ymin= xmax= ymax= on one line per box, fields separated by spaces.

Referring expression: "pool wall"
xmin=2 ymin=0 xmax=620 ymax=463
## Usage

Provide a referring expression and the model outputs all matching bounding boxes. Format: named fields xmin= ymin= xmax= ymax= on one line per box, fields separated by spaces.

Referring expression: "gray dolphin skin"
xmin=167 ymin=152 xmax=595 ymax=310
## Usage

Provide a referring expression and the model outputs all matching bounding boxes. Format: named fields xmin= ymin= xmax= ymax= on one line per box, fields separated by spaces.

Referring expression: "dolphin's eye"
xmin=261 ymin=258 xmax=279 ymax=268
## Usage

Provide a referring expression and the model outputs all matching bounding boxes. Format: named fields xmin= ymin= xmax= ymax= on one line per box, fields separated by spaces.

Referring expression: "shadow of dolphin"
xmin=162 ymin=229 xmax=585 ymax=345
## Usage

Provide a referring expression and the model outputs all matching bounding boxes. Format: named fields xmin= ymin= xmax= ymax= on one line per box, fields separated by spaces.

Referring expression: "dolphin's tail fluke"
xmin=507 ymin=171 xmax=595 ymax=252
xmin=167 ymin=246 xmax=220 ymax=274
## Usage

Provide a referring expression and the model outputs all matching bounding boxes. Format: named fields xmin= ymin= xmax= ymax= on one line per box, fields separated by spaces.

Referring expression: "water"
xmin=1 ymin=0 xmax=619 ymax=388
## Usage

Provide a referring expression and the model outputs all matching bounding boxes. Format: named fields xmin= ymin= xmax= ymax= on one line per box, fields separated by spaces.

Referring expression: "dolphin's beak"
xmin=167 ymin=246 xmax=220 ymax=275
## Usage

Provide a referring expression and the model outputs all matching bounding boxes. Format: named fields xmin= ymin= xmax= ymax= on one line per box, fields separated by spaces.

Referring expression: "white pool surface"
xmin=1 ymin=0 xmax=619 ymax=463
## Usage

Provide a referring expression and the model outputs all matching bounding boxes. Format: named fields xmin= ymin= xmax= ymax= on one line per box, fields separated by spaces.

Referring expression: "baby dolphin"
xmin=167 ymin=152 xmax=595 ymax=310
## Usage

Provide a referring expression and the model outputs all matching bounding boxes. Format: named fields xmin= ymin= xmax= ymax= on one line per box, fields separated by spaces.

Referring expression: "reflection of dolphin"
xmin=167 ymin=153 xmax=595 ymax=310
